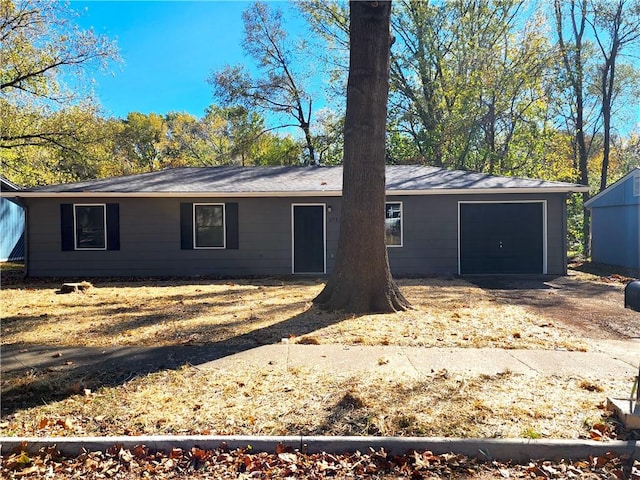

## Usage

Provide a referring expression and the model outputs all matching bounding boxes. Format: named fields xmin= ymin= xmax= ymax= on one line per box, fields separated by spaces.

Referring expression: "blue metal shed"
xmin=584 ymin=168 xmax=640 ymax=270
xmin=1 ymin=177 xmax=25 ymax=261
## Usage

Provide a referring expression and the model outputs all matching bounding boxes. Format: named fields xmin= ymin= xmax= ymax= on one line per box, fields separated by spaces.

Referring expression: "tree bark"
xmin=555 ymin=0 xmax=592 ymax=257
xmin=314 ymin=0 xmax=410 ymax=313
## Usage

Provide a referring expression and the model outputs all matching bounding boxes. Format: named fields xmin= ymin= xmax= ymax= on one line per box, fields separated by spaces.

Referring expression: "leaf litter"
xmin=2 ymin=441 xmax=639 ymax=479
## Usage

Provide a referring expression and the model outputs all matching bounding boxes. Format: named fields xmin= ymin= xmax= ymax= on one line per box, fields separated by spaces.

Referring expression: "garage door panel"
xmin=460 ymin=203 xmax=544 ymax=274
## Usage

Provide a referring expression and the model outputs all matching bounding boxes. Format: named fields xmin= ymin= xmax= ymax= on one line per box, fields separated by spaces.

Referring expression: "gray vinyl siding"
xmin=25 ymin=192 xmax=569 ymax=277
xmin=28 ymin=196 xmax=334 ymax=277
xmin=386 ymin=193 xmax=567 ymax=276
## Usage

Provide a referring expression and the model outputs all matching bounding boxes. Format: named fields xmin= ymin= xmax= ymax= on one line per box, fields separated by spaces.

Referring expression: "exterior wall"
xmin=587 ymin=173 xmax=640 ymax=208
xmin=587 ymin=171 xmax=640 ymax=270
xmin=591 ymin=205 xmax=640 ymax=269
xmin=1 ymin=197 xmax=25 ymax=261
xmin=386 ymin=193 xmax=567 ymax=276
xmin=25 ymin=192 xmax=569 ymax=277
xmin=26 ymin=196 xmax=339 ymax=277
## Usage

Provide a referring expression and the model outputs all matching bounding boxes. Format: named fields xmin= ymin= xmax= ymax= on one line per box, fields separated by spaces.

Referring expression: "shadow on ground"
xmin=1 ymin=306 xmax=351 ymax=416
xmin=466 ymin=274 xmax=640 ymax=340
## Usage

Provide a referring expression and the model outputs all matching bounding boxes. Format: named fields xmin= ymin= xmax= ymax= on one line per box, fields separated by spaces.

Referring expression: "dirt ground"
xmin=467 ymin=269 xmax=640 ymax=341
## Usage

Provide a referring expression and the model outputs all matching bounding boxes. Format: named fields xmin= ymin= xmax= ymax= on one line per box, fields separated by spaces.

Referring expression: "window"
xmin=74 ymin=204 xmax=106 ymax=249
xmin=180 ymin=202 xmax=238 ymax=250
xmin=60 ymin=203 xmax=119 ymax=251
xmin=194 ymin=203 xmax=225 ymax=248
xmin=385 ymin=202 xmax=403 ymax=247
xmin=634 ymin=174 xmax=640 ymax=197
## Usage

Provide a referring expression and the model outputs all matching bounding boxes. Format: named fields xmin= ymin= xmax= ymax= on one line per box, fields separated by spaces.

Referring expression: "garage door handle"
xmin=499 ymin=242 xmax=503 ymax=248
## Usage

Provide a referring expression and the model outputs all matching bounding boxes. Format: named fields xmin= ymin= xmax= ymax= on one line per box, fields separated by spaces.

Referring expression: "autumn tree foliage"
xmin=0 ymin=0 xmax=118 ymax=149
xmin=208 ymin=1 xmax=318 ymax=165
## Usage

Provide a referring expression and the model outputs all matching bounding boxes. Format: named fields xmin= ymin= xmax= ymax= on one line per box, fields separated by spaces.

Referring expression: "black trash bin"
xmin=624 ymin=280 xmax=640 ymax=312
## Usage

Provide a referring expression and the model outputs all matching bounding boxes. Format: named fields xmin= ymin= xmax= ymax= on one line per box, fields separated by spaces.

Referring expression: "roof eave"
xmin=4 ymin=186 xmax=589 ymax=198
xmin=388 ymin=187 xmax=590 ymax=195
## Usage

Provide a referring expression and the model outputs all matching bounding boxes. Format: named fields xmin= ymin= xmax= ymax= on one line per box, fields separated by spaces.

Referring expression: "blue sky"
xmin=70 ymin=1 xmax=302 ymax=119
xmin=68 ymin=1 xmax=638 ymax=131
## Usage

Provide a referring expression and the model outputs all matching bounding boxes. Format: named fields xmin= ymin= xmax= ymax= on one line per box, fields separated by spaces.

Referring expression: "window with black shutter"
xmin=61 ymin=203 xmax=120 ymax=251
xmin=180 ymin=202 xmax=239 ymax=250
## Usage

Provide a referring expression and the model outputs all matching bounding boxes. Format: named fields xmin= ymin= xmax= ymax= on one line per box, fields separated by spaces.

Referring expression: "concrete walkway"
xmin=204 ymin=342 xmax=639 ymax=378
xmin=3 ymin=341 xmax=638 ymax=380
xmin=2 ymin=341 xmax=639 ymax=461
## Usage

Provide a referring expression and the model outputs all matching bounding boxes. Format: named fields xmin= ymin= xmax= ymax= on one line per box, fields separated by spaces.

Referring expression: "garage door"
xmin=459 ymin=202 xmax=544 ymax=274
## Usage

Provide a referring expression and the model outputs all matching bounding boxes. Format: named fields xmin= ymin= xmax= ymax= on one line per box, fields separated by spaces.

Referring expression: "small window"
xmin=74 ymin=204 xmax=106 ymax=250
xmin=194 ymin=203 xmax=225 ymax=248
xmin=634 ymin=174 xmax=640 ymax=197
xmin=385 ymin=202 xmax=403 ymax=247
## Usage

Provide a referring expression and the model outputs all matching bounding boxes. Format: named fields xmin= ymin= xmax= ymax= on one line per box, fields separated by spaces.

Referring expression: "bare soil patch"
xmin=1 ymin=265 xmax=638 ymax=446
xmin=468 ymin=268 xmax=640 ymax=341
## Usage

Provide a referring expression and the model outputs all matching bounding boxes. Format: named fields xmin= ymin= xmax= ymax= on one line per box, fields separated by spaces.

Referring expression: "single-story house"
xmin=3 ymin=165 xmax=589 ymax=277
xmin=0 ymin=177 xmax=25 ymax=262
xmin=584 ymin=168 xmax=640 ymax=271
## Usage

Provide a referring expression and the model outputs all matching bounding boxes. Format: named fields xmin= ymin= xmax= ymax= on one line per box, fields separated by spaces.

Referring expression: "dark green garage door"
xmin=460 ymin=202 xmax=544 ymax=274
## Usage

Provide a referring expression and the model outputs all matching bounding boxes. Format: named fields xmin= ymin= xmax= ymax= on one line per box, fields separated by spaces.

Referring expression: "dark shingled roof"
xmin=22 ymin=165 xmax=588 ymax=195
xmin=0 ymin=176 xmax=21 ymax=192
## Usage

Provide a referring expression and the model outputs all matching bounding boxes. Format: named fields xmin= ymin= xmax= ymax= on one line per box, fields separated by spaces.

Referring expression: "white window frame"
xmin=457 ymin=200 xmax=548 ymax=275
xmin=385 ymin=201 xmax=403 ymax=248
xmin=193 ymin=203 xmax=226 ymax=249
xmin=73 ymin=204 xmax=107 ymax=251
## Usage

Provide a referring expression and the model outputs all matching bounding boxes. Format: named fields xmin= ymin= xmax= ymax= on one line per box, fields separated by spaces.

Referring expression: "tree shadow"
xmin=1 ymin=305 xmax=352 ymax=416
xmin=464 ymin=275 xmax=563 ymax=291
xmin=569 ymin=261 xmax=639 ymax=280
xmin=1 ymin=278 xmax=322 ymax=340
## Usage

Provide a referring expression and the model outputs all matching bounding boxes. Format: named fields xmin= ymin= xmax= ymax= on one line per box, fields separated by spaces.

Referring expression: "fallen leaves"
xmin=3 ymin=367 xmax=634 ymax=442
xmin=2 ymin=442 xmax=639 ymax=479
xmin=36 ymin=417 xmax=75 ymax=431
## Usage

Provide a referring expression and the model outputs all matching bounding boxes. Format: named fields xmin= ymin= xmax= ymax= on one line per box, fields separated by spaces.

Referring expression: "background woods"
xmin=1 ymin=0 xmax=639 ymax=253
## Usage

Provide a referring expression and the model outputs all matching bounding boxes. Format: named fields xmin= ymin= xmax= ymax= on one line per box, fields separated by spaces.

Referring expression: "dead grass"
xmin=0 ymin=277 xmax=586 ymax=351
xmin=0 ymin=275 xmax=632 ymax=441
xmin=1 ymin=364 xmax=627 ymax=440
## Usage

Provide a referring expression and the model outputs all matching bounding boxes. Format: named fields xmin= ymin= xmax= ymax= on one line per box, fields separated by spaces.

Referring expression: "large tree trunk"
xmin=314 ymin=0 xmax=410 ymax=313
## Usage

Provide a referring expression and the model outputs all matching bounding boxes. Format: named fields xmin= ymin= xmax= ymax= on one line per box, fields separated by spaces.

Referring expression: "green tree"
xmin=219 ymin=106 xmax=265 ymax=166
xmin=164 ymin=111 xmax=212 ymax=167
xmin=165 ymin=106 xmax=303 ymax=167
xmin=0 ymin=102 xmax=121 ymax=186
xmin=553 ymin=0 xmax=596 ymax=254
xmin=115 ymin=112 xmax=168 ymax=173
xmin=253 ymin=134 xmax=301 ymax=166
xmin=209 ymin=2 xmax=317 ymax=165
xmin=300 ymin=0 xmax=558 ymax=176
xmin=315 ymin=0 xmax=409 ymax=313
xmin=389 ymin=0 xmax=554 ymax=174
xmin=0 ymin=0 xmax=118 ymax=153
xmin=313 ymin=110 xmax=344 ymax=165
xmin=296 ymin=0 xmax=349 ymax=100
xmin=589 ymin=0 xmax=640 ymax=191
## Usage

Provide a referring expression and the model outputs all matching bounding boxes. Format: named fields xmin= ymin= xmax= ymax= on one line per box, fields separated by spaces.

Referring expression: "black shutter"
xmin=180 ymin=203 xmax=193 ymax=249
xmin=60 ymin=204 xmax=74 ymax=251
xmin=106 ymin=203 xmax=120 ymax=250
xmin=225 ymin=202 xmax=239 ymax=249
